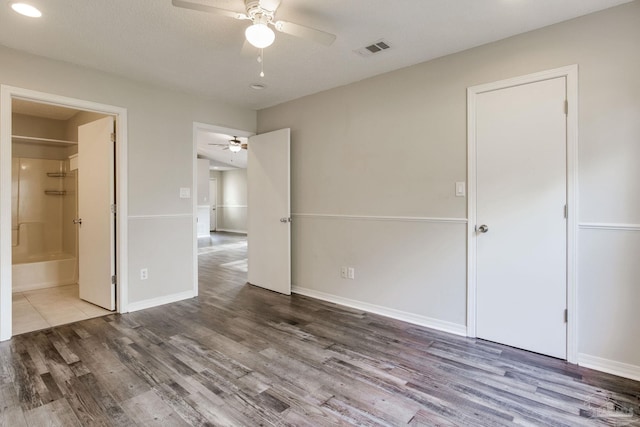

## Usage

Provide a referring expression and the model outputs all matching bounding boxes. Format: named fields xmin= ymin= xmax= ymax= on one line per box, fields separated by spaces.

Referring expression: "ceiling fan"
xmin=172 ymin=0 xmax=337 ymax=49
xmin=209 ymin=136 xmax=248 ymax=152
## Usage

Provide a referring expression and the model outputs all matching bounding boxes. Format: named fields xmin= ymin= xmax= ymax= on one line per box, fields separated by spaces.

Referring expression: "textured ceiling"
xmin=0 ymin=0 xmax=632 ymax=110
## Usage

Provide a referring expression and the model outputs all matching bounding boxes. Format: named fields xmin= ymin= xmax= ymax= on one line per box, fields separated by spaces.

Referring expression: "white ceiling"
xmin=0 ymin=0 xmax=632 ymax=110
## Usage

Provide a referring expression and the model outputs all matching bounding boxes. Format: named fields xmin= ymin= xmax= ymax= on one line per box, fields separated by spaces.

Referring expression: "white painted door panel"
xmin=476 ymin=77 xmax=567 ymax=359
xmin=247 ymin=128 xmax=291 ymax=295
xmin=78 ymin=117 xmax=115 ymax=310
xmin=209 ymin=180 xmax=217 ymax=231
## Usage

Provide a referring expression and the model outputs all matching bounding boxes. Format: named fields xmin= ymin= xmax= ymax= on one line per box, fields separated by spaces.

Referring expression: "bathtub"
xmin=12 ymin=252 xmax=77 ymax=293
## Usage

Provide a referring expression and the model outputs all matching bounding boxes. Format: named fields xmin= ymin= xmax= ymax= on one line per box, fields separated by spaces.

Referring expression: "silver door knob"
xmin=280 ymin=217 xmax=292 ymax=223
xmin=73 ymin=218 xmax=82 ymax=225
xmin=477 ymin=224 xmax=488 ymax=233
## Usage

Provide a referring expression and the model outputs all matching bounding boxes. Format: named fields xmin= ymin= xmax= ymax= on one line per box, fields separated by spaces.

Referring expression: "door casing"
xmin=0 ymin=85 xmax=129 ymax=341
xmin=466 ymin=65 xmax=578 ymax=363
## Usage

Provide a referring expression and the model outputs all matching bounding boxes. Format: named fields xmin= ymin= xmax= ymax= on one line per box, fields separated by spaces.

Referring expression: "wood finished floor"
xmin=1 ymin=232 xmax=639 ymax=426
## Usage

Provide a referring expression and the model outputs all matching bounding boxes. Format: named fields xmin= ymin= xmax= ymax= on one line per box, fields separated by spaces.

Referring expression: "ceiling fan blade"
xmin=274 ymin=20 xmax=336 ymax=46
xmin=258 ymin=0 xmax=281 ymax=13
xmin=171 ymin=0 xmax=248 ymax=20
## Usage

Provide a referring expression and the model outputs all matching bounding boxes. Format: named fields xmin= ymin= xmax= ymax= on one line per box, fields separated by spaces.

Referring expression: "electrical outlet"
xmin=347 ymin=267 xmax=355 ymax=280
xmin=140 ymin=268 xmax=148 ymax=280
xmin=340 ymin=266 xmax=348 ymax=279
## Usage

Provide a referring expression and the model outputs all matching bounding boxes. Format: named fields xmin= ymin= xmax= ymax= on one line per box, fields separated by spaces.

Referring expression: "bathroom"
xmin=11 ymin=99 xmax=112 ymax=335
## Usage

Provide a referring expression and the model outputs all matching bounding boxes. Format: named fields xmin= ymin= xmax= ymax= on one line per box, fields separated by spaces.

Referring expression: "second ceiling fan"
xmin=172 ymin=0 xmax=337 ymax=49
xmin=209 ymin=136 xmax=247 ymax=152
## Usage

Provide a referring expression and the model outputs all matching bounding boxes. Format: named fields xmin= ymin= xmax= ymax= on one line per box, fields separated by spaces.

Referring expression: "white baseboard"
xmin=126 ymin=290 xmax=195 ymax=313
xmin=578 ymin=353 xmax=640 ymax=381
xmin=292 ymin=286 xmax=467 ymax=336
xmin=216 ymin=229 xmax=247 ymax=234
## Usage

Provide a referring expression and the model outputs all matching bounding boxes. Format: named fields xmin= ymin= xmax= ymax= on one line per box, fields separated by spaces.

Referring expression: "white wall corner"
xmin=578 ymin=353 xmax=640 ymax=382
xmin=292 ymin=286 xmax=467 ymax=337
xmin=126 ymin=290 xmax=195 ymax=313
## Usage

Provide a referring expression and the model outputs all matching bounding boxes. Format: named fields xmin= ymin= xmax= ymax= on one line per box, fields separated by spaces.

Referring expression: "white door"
xmin=209 ymin=179 xmax=217 ymax=232
xmin=475 ymin=77 xmax=567 ymax=359
xmin=78 ymin=117 xmax=115 ymax=310
xmin=247 ymin=128 xmax=291 ymax=295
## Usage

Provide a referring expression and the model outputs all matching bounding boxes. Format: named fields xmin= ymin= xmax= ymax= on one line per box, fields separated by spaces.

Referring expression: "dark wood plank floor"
xmin=2 ymin=231 xmax=639 ymax=426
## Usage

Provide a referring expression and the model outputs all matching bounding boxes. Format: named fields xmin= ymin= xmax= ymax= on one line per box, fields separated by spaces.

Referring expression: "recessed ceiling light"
xmin=250 ymin=83 xmax=266 ymax=90
xmin=11 ymin=2 xmax=42 ymax=18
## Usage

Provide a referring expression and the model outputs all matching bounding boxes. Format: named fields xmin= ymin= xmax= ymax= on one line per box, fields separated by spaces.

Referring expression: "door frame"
xmin=191 ymin=122 xmax=253 ymax=296
xmin=466 ymin=65 xmax=578 ymax=362
xmin=0 ymin=85 xmax=129 ymax=341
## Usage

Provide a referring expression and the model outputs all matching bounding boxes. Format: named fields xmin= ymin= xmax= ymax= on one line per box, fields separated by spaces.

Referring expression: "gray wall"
xmin=217 ymin=169 xmax=248 ymax=233
xmin=1 ymin=44 xmax=256 ymax=306
xmin=258 ymin=3 xmax=640 ymax=372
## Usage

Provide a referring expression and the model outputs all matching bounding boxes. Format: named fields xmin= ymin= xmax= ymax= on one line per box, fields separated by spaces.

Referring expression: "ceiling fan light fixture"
xmin=10 ymin=2 xmax=42 ymax=17
xmin=245 ymin=22 xmax=275 ymax=48
xmin=229 ymin=143 xmax=242 ymax=153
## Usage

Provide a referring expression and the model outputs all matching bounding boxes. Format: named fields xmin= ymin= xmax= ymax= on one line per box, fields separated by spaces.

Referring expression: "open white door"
xmin=78 ymin=117 xmax=116 ymax=310
xmin=247 ymin=128 xmax=291 ymax=295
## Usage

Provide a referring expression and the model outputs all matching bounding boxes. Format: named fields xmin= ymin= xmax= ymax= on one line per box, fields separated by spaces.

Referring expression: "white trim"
xmin=466 ymin=65 xmax=579 ymax=363
xmin=292 ymin=213 xmax=468 ymax=224
xmin=128 ymin=213 xmax=193 ymax=220
xmin=126 ymin=290 xmax=195 ymax=313
xmin=216 ymin=228 xmax=247 ymax=234
xmin=0 ymin=85 xmax=129 ymax=341
xmin=219 ymin=204 xmax=249 ymax=208
xmin=579 ymin=223 xmax=640 ymax=232
xmin=0 ymin=88 xmax=11 ymax=341
xmin=292 ymin=286 xmax=467 ymax=337
xmin=578 ymin=353 xmax=640 ymax=382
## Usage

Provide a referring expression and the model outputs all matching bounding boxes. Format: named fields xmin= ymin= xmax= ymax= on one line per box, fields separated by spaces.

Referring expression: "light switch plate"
xmin=179 ymin=187 xmax=191 ymax=199
xmin=455 ymin=182 xmax=466 ymax=197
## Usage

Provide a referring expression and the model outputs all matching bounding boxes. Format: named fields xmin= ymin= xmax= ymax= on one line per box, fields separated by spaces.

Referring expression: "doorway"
xmin=192 ymin=122 xmax=252 ymax=295
xmin=466 ymin=66 xmax=578 ymax=362
xmin=0 ymin=85 xmax=129 ymax=341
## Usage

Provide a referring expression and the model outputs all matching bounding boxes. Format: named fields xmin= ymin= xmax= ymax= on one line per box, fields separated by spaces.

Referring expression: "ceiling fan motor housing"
xmin=246 ymin=0 xmax=276 ymax=21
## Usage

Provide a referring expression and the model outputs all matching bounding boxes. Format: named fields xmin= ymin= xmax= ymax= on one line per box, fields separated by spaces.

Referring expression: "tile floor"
xmin=12 ymin=284 xmax=112 ymax=335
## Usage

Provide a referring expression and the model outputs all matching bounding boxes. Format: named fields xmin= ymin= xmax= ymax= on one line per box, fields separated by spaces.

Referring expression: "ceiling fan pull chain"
xmin=260 ymin=48 xmax=265 ymax=77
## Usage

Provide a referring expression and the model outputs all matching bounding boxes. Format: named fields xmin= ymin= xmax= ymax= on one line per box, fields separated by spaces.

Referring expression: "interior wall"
xmin=258 ymin=2 xmax=640 ymax=373
xmin=217 ymin=168 xmax=248 ymax=234
xmin=12 ymin=113 xmax=69 ymax=160
xmin=0 ymin=44 xmax=256 ymax=307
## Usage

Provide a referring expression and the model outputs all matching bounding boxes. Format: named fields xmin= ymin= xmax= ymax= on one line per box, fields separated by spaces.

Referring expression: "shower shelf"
xmin=44 ymin=190 xmax=66 ymax=196
xmin=46 ymin=172 xmax=67 ymax=178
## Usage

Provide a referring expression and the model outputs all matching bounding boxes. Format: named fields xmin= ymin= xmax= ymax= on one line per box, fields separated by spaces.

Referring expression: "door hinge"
xmin=564 ymin=204 xmax=568 ymax=219
xmin=110 ymin=132 xmax=116 ymax=143
xmin=564 ymin=309 xmax=568 ymax=323
xmin=564 ymin=100 xmax=568 ymax=115
xmin=111 ymin=275 xmax=117 ymax=285
xmin=111 ymin=203 xmax=116 ymax=214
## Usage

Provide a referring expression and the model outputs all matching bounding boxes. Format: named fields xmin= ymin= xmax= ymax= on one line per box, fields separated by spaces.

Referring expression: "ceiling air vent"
xmin=354 ymin=39 xmax=392 ymax=58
